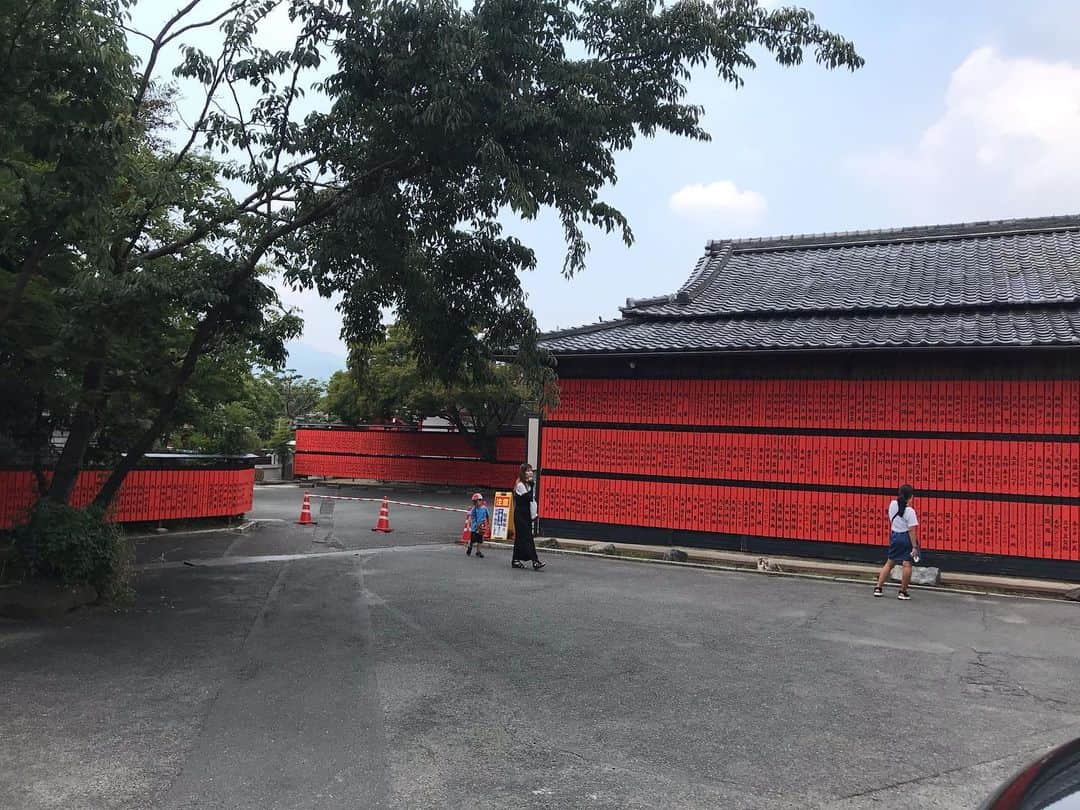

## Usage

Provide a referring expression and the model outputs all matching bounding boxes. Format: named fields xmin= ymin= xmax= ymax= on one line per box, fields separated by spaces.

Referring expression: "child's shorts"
xmin=470 ymin=531 xmax=483 ymax=544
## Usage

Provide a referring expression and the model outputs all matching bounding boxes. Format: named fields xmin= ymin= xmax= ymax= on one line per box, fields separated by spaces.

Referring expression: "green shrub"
xmin=11 ymin=501 xmax=133 ymax=600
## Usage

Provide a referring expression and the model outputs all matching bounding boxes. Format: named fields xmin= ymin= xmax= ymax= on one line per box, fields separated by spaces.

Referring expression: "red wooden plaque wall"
xmin=294 ymin=429 xmax=525 ymax=488
xmin=0 ymin=468 xmax=255 ymax=531
xmin=540 ymin=379 xmax=1080 ymax=562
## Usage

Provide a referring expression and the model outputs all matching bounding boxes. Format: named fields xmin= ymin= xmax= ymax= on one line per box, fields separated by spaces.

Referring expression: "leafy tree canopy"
xmin=326 ymin=322 xmax=549 ymax=461
xmin=1 ymin=0 xmax=861 ymax=510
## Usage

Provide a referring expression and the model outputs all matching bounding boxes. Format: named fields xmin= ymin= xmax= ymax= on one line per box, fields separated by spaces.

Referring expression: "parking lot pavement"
xmin=4 ymin=485 xmax=1080 ymax=809
xmin=133 ymin=483 xmax=470 ymax=564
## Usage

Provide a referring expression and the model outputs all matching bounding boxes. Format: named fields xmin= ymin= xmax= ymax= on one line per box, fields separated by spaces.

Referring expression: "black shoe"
xmin=897 ymin=590 xmax=911 ymax=601
xmin=466 ymin=544 xmax=472 ymax=556
xmin=512 ymin=560 xmax=526 ymax=569
xmin=475 ymin=550 xmax=484 ymax=558
xmin=533 ymin=560 xmax=545 ymax=571
xmin=873 ymin=587 xmax=883 ymax=597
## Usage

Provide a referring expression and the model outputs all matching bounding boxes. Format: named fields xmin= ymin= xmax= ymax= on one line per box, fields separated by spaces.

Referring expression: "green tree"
xmin=325 ymin=323 xmax=548 ymax=461
xmin=325 ymin=324 xmax=424 ymax=425
xmin=185 ymin=402 xmax=262 ymax=455
xmin=0 ymin=0 xmax=135 ymax=328
xmin=3 ymin=0 xmax=861 ymax=513
xmin=171 ymin=364 xmax=324 ymax=453
xmin=260 ymin=370 xmax=325 ymax=422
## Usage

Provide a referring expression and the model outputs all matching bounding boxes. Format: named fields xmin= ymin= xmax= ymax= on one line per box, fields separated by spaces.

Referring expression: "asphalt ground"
xmin=3 ymin=484 xmax=1080 ymax=809
xmin=133 ymin=483 xmax=471 ymax=565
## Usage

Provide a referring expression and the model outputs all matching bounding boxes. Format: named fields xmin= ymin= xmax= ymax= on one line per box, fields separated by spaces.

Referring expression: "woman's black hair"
xmin=897 ymin=483 xmax=915 ymax=517
xmin=517 ymin=463 xmax=533 ymax=485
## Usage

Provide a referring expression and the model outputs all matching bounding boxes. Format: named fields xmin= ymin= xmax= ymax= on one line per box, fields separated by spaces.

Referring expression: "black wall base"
xmin=539 ymin=519 xmax=1080 ymax=583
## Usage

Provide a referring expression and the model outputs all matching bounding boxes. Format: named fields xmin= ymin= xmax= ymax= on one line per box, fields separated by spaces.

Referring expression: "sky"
xmin=131 ymin=0 xmax=1080 ymax=379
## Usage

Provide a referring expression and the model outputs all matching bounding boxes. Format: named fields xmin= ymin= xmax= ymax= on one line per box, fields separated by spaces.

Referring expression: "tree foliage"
xmin=1 ymin=0 xmax=861 ymax=515
xmin=174 ymin=364 xmax=325 ymax=454
xmin=325 ymin=323 xmax=547 ymax=461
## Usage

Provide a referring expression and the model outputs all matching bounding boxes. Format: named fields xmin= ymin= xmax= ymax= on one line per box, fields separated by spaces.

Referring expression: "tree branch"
xmin=3 ymin=0 xmax=44 ymax=77
xmin=225 ymin=72 xmax=260 ymax=173
xmin=129 ymin=155 xmax=403 ymax=268
xmin=121 ymin=43 xmax=236 ymax=263
xmin=119 ymin=23 xmax=155 ymax=46
xmin=0 ymin=236 xmax=50 ymax=326
xmin=133 ymin=0 xmax=205 ymax=109
xmin=269 ymin=43 xmax=307 ymax=209
xmin=161 ymin=0 xmax=248 ymax=47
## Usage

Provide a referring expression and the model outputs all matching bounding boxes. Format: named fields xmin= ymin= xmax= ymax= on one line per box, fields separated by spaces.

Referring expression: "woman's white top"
xmin=514 ymin=481 xmax=538 ymax=520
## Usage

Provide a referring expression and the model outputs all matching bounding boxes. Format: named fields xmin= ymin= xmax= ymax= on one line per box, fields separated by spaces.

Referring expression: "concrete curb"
xmin=481 ymin=538 xmax=1078 ymax=601
xmin=126 ymin=520 xmax=257 ymax=541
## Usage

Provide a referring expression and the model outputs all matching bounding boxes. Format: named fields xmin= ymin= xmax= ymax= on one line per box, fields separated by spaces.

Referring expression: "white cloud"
xmin=668 ymin=180 xmax=767 ymax=222
xmin=850 ymin=47 xmax=1080 ymax=221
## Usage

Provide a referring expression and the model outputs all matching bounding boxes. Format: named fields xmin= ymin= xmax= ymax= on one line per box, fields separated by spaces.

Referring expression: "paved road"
xmin=132 ymin=484 xmax=471 ymax=565
xmin=3 ymin=485 xmax=1080 ymax=808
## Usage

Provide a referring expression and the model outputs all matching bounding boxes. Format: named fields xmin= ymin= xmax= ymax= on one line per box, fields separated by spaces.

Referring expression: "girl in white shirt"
xmin=874 ymin=484 xmax=920 ymax=600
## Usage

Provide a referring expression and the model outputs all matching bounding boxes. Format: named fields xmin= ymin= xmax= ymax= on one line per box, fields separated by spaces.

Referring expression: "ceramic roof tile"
xmin=539 ymin=215 xmax=1080 ymax=355
xmin=624 ymin=216 xmax=1080 ymax=318
xmin=538 ymin=308 xmax=1080 ymax=354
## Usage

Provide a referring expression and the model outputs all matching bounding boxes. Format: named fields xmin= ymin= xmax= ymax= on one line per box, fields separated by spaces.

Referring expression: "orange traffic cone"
xmin=458 ymin=514 xmax=471 ymax=545
xmin=297 ymin=492 xmax=316 ymax=525
xmin=371 ymin=497 xmax=393 ymax=533
xmin=482 ymin=517 xmax=491 ymax=541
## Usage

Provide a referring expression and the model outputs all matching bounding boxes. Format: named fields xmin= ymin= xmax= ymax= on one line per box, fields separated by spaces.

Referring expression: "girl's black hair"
xmin=896 ymin=483 xmax=915 ymax=517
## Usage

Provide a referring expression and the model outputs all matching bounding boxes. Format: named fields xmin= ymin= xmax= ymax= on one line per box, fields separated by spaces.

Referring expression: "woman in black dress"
xmin=511 ymin=463 xmax=544 ymax=570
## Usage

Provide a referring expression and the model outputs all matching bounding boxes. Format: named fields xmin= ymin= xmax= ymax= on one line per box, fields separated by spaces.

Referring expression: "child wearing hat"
xmin=466 ymin=492 xmax=489 ymax=558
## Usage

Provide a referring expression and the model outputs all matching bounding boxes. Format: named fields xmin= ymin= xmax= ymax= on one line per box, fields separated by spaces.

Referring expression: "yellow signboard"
xmin=491 ymin=491 xmax=513 ymax=540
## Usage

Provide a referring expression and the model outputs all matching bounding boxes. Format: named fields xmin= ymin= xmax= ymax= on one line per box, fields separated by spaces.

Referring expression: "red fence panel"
xmin=539 ymin=377 xmax=1080 ymax=566
xmin=539 ymin=474 xmax=1080 ymax=562
xmin=0 ymin=467 xmax=255 ymax=530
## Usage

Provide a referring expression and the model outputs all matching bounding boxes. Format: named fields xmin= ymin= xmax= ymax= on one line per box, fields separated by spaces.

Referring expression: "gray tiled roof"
xmin=538 ymin=308 xmax=1080 ymax=354
xmin=540 ymin=215 xmax=1080 ymax=354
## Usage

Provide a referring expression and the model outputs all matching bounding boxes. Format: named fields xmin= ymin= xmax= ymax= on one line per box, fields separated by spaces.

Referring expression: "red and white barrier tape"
xmin=306 ymin=493 xmax=468 ymax=513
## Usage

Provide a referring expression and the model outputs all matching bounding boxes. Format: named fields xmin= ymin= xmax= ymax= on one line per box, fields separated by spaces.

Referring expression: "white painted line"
xmin=137 ymin=543 xmax=440 ymax=571
xmin=127 ymin=521 xmax=256 ymax=540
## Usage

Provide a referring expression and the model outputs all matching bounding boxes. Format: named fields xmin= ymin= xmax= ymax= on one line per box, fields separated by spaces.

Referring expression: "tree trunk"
xmin=0 ymin=238 xmax=50 ymax=327
xmin=444 ymin=409 xmax=500 ymax=462
xmin=92 ymin=314 xmax=218 ymax=510
xmin=91 ymin=405 xmax=169 ymax=510
xmin=31 ymin=387 xmax=50 ymax=496
xmin=473 ymin=430 xmax=499 ymax=463
xmin=46 ymin=358 xmax=106 ymax=504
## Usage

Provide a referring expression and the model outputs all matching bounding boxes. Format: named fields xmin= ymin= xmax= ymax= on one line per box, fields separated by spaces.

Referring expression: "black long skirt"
xmin=512 ymin=517 xmax=538 ymax=562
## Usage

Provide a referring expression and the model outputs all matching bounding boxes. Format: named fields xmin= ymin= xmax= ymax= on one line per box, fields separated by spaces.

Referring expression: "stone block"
xmin=889 ymin=566 xmax=941 ymax=586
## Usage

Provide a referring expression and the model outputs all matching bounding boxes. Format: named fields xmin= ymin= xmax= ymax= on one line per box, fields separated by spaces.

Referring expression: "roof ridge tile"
xmin=704 ymin=213 xmax=1080 ymax=253
xmin=537 ymin=318 xmax=632 ymax=340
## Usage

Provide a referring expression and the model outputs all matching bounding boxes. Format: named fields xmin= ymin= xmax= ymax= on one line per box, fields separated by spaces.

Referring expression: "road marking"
xmin=137 ymin=543 xmax=445 ymax=571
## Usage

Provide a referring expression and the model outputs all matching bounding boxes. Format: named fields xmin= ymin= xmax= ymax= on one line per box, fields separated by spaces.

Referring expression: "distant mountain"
xmin=283 ymin=341 xmax=347 ymax=382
